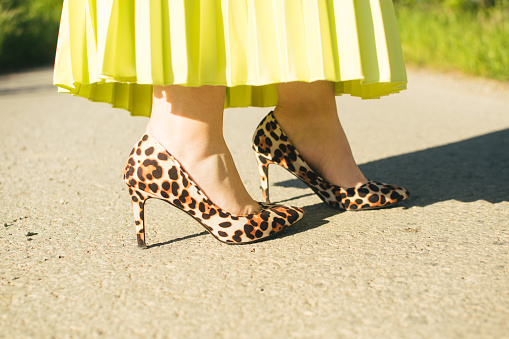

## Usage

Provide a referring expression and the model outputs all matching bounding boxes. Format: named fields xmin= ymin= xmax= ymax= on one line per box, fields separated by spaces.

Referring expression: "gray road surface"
xmin=1 ymin=67 xmax=508 ymax=338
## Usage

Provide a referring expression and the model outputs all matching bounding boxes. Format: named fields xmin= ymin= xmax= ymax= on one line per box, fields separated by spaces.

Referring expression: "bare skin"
xmin=274 ymin=81 xmax=367 ymax=188
xmin=146 ymin=81 xmax=365 ymax=216
xmin=146 ymin=85 xmax=260 ymax=215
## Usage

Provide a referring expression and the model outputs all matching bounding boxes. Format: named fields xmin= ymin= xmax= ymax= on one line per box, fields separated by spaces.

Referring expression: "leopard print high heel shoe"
xmin=252 ymin=111 xmax=409 ymax=210
xmin=124 ymin=133 xmax=304 ymax=247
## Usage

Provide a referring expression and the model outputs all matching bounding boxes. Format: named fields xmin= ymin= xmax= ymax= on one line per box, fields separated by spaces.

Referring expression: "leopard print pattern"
xmin=252 ymin=112 xmax=409 ymax=210
xmin=124 ymin=133 xmax=304 ymax=247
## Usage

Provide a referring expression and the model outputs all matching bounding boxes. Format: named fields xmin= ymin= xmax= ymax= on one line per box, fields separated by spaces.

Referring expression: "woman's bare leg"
xmin=274 ymin=81 xmax=366 ymax=188
xmin=146 ymin=85 xmax=259 ymax=215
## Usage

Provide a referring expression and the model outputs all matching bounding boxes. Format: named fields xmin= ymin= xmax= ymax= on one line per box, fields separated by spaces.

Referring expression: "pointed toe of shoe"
xmin=339 ymin=180 xmax=410 ymax=210
xmin=259 ymin=202 xmax=305 ymax=229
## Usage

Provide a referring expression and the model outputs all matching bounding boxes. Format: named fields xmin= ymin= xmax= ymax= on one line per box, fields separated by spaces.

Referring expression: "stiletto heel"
xmin=124 ymin=133 xmax=304 ymax=247
xmin=128 ymin=187 xmax=149 ymax=248
xmin=255 ymin=154 xmax=271 ymax=203
xmin=252 ymin=111 xmax=409 ymax=210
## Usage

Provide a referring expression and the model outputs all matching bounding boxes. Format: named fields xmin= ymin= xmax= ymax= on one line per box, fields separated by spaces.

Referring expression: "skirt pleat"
xmin=54 ymin=0 xmax=407 ymax=117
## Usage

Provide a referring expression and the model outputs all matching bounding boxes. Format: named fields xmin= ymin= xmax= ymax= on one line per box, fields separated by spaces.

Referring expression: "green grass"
xmin=0 ymin=0 xmax=62 ymax=73
xmin=395 ymin=3 xmax=509 ymax=81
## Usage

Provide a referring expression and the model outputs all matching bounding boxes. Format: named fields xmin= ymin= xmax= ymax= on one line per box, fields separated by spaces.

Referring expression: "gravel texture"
xmin=1 ymin=67 xmax=508 ymax=339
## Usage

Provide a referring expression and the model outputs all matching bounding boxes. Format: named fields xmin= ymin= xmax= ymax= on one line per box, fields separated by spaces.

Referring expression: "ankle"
xmin=269 ymin=109 xmax=367 ymax=188
xmin=147 ymin=126 xmax=226 ymax=158
xmin=273 ymin=109 xmax=336 ymax=151
xmin=274 ymin=105 xmax=338 ymax=133
xmin=145 ymin=129 xmax=259 ymax=215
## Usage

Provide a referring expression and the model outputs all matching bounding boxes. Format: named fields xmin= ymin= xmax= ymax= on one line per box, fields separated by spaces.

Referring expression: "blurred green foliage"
xmin=393 ymin=0 xmax=507 ymax=10
xmin=0 ymin=0 xmax=62 ymax=73
xmin=395 ymin=0 xmax=509 ymax=80
xmin=0 ymin=0 xmax=508 ymax=81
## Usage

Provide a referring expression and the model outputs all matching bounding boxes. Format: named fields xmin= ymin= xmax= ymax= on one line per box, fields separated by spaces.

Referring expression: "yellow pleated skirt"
xmin=53 ymin=0 xmax=407 ymax=117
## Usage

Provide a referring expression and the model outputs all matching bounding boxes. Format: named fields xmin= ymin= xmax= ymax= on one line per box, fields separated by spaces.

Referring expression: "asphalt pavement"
xmin=1 ymin=67 xmax=508 ymax=338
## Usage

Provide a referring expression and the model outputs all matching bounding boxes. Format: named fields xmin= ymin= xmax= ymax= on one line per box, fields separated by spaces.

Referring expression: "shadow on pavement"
xmin=275 ymin=128 xmax=509 ymax=207
xmin=362 ymin=128 xmax=509 ymax=206
xmin=275 ymin=202 xmax=342 ymax=240
xmin=146 ymin=129 xmax=509 ymax=248
xmin=147 ymin=204 xmax=338 ymax=248
xmin=147 ymin=231 xmax=209 ymax=249
xmin=0 ymin=84 xmax=55 ymax=96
